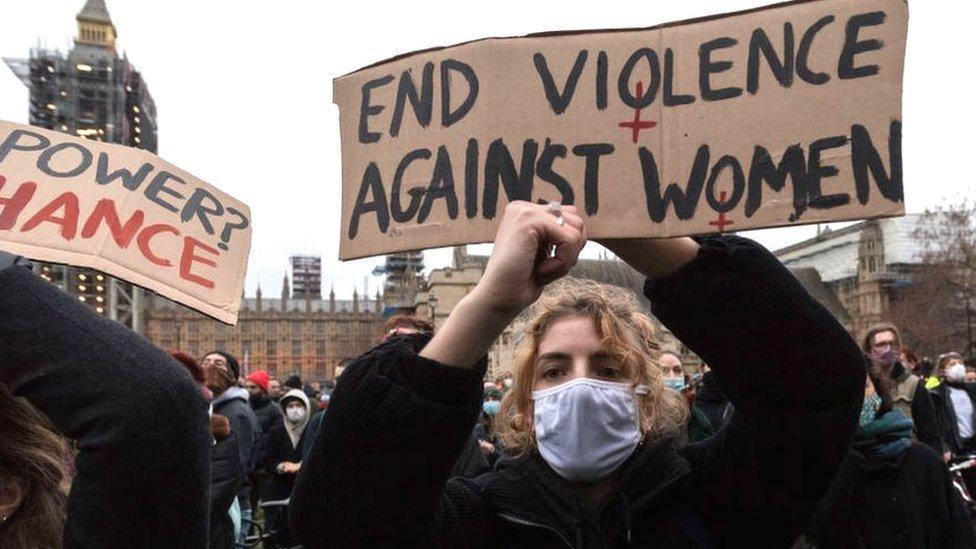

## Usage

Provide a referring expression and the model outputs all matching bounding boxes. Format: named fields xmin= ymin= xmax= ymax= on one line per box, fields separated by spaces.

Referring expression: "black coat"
xmin=260 ymin=420 xmax=308 ymax=501
xmin=211 ymin=426 xmax=243 ymax=549
xmin=213 ymin=387 xmax=260 ymax=507
xmin=251 ymin=395 xmax=282 ymax=435
xmin=932 ymin=382 xmax=976 ymax=455
xmin=291 ymin=236 xmax=866 ymax=548
xmin=0 ymin=263 xmax=210 ymax=548
xmin=805 ymin=442 xmax=973 ymax=548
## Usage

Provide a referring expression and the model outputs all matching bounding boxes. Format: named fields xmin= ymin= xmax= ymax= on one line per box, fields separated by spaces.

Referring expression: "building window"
xmin=267 ymin=340 xmax=277 ymax=357
xmin=267 ymin=323 xmax=277 ymax=336
xmin=315 ymin=340 xmax=326 ymax=357
xmin=291 ymin=321 xmax=302 ymax=335
xmin=291 ymin=340 xmax=302 ymax=357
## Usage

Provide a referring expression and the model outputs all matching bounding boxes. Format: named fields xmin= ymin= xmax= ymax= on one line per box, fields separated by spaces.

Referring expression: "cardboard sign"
xmin=0 ymin=120 xmax=251 ymax=324
xmin=334 ymin=0 xmax=907 ymax=260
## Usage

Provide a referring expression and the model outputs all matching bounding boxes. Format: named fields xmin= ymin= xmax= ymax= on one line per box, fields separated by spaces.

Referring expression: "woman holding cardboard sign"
xmin=291 ymin=201 xmax=865 ymax=547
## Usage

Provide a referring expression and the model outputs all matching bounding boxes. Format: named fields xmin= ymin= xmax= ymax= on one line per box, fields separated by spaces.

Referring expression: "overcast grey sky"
xmin=1 ymin=0 xmax=972 ymax=299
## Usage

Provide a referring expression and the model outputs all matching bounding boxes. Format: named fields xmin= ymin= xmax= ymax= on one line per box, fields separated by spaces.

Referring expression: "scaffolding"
xmin=3 ymin=2 xmax=157 ymax=332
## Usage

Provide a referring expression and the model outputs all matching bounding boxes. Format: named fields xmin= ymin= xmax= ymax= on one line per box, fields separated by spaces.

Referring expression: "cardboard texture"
xmin=334 ymin=0 xmax=908 ymax=260
xmin=0 ymin=120 xmax=251 ymax=324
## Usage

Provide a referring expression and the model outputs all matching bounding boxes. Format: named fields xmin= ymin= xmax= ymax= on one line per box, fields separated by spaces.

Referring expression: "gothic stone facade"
xmin=143 ymin=292 xmax=383 ymax=382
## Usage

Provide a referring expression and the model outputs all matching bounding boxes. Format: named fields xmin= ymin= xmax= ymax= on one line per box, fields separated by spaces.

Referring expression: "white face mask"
xmin=532 ymin=378 xmax=645 ymax=483
xmin=286 ymin=407 xmax=306 ymax=423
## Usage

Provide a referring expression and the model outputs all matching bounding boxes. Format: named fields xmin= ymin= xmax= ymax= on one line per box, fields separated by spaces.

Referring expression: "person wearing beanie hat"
xmin=202 ymin=350 xmax=260 ymax=540
xmin=246 ymin=371 xmax=281 ymax=434
xmin=244 ymin=370 xmax=281 ymax=512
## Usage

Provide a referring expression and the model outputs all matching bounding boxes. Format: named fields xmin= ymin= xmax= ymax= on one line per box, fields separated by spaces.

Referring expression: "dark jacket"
xmin=0 ymin=263 xmax=210 ymax=548
xmin=260 ymin=420 xmax=308 ymax=501
xmin=805 ymin=442 xmax=973 ymax=548
xmin=251 ymin=395 xmax=283 ymax=436
xmin=210 ymin=416 xmax=243 ymax=549
xmin=290 ymin=235 xmax=865 ymax=548
xmin=932 ymin=382 xmax=976 ymax=455
xmin=693 ymin=371 xmax=732 ymax=434
xmin=213 ymin=386 xmax=260 ymax=508
xmin=889 ymin=362 xmax=944 ymax=454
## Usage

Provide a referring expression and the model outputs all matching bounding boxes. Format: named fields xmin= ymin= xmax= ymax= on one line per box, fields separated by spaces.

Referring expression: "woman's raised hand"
xmin=420 ymin=201 xmax=586 ymax=369
xmin=471 ymin=201 xmax=587 ymax=317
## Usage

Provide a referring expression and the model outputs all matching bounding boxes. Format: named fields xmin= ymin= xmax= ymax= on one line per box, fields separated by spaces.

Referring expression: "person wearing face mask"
xmin=290 ymin=201 xmax=865 ymax=547
xmin=799 ymin=359 xmax=973 ymax=548
xmin=259 ymin=388 xmax=310 ymax=546
xmin=476 ymin=387 xmax=506 ymax=466
xmin=660 ymin=351 xmax=718 ymax=443
xmin=863 ymin=325 xmax=945 ymax=457
xmin=932 ymin=356 xmax=976 ymax=457
xmin=202 ymin=351 xmax=260 ymax=542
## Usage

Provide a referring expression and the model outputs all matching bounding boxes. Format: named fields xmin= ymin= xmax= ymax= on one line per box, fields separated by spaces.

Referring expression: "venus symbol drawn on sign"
xmin=708 ymin=191 xmax=735 ymax=233
xmin=618 ymin=81 xmax=657 ymax=143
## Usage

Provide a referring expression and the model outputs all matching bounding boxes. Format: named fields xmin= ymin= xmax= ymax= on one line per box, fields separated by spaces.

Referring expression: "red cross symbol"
xmin=708 ymin=191 xmax=735 ymax=233
xmin=618 ymin=81 xmax=657 ymax=143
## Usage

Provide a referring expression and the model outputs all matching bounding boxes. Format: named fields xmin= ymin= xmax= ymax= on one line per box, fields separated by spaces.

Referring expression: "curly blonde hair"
xmin=496 ymin=278 xmax=688 ymax=455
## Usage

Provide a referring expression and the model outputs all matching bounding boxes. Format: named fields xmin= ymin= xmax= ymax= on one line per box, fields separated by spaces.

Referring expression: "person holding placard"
xmin=290 ymin=201 xmax=865 ymax=547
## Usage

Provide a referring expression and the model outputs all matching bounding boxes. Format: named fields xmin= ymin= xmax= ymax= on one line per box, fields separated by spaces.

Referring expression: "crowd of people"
xmin=2 ymin=202 xmax=976 ymax=547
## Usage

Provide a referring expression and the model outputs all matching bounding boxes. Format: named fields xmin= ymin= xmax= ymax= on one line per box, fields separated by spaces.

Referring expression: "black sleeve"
xmin=228 ymin=406 xmax=258 ymax=475
xmin=289 ymin=335 xmax=491 ymax=547
xmin=211 ymin=430 xmax=243 ymax=532
xmin=0 ymin=265 xmax=211 ymax=548
xmin=647 ymin=235 xmax=864 ymax=548
xmin=911 ymin=382 xmax=945 ymax=454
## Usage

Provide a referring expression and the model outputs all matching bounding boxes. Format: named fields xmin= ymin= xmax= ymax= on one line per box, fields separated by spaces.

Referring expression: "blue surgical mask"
xmin=664 ymin=377 xmax=686 ymax=391
xmin=483 ymin=400 xmax=501 ymax=417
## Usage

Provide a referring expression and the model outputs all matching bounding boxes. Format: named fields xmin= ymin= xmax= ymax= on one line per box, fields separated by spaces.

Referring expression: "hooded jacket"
xmin=290 ymin=235 xmax=866 ymax=548
xmin=260 ymin=389 xmax=311 ymax=501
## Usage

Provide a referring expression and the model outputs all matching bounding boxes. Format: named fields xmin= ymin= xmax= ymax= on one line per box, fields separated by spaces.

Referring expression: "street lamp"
xmin=428 ymin=294 xmax=438 ymax=326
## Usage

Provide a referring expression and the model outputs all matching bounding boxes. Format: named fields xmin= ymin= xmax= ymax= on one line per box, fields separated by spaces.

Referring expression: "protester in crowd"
xmin=0 ymin=384 xmax=68 ymax=549
xmin=919 ymin=359 xmax=940 ymax=390
xmin=901 ymin=346 xmax=920 ymax=376
xmin=172 ymin=351 xmax=240 ymax=549
xmin=660 ymin=351 xmax=717 ymax=442
xmin=966 ymin=366 xmax=976 ymax=384
xmin=260 ymin=389 xmax=311 ymax=545
xmin=283 ymin=374 xmax=303 ymax=391
xmin=693 ymin=367 xmax=734 ymax=435
xmin=383 ymin=314 xmax=434 ymax=340
xmin=244 ymin=370 xmax=279 ymax=514
xmin=268 ymin=378 xmax=283 ymax=403
xmin=291 ymin=201 xmax=865 ymax=547
xmin=203 ymin=350 xmax=260 ymax=544
xmin=937 ymin=352 xmax=965 ymax=380
xmin=475 ymin=387 xmax=506 ymax=466
xmin=0 ymin=251 xmax=210 ymax=547
xmin=247 ymin=370 xmax=282 ymax=435
xmin=801 ymin=358 xmax=973 ymax=548
xmin=932 ymin=360 xmax=976 ymax=456
xmin=863 ymin=324 xmax=945 ymax=456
